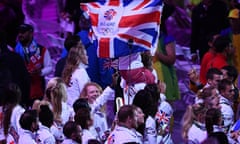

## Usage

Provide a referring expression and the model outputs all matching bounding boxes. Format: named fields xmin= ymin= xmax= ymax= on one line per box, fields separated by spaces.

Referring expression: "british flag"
xmin=155 ymin=110 xmax=171 ymax=125
xmin=81 ymin=0 xmax=163 ymax=58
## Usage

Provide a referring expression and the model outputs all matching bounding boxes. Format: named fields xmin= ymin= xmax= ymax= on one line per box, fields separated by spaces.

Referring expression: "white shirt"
xmin=82 ymin=129 xmax=95 ymax=144
xmin=38 ymin=125 xmax=56 ymax=144
xmin=61 ymin=102 xmax=74 ymax=124
xmin=144 ymin=116 xmax=157 ymax=144
xmin=10 ymin=105 xmax=25 ymax=134
xmin=67 ymin=63 xmax=90 ymax=106
xmin=187 ymin=122 xmax=207 ymax=143
xmin=91 ymin=86 xmax=115 ymax=113
xmin=88 ymin=86 xmax=114 ymax=141
xmin=50 ymin=122 xmax=65 ymax=142
xmin=62 ymin=139 xmax=79 ymax=144
xmin=18 ymin=130 xmax=37 ymax=144
xmin=90 ymin=111 xmax=108 ymax=141
xmin=6 ymin=105 xmax=25 ymax=144
xmin=219 ymin=95 xmax=234 ymax=128
xmin=106 ymin=125 xmax=142 ymax=144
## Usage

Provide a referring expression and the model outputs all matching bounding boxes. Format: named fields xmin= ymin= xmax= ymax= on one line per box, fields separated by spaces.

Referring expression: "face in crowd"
xmin=209 ymin=88 xmax=221 ymax=110
xmin=86 ymin=84 xmax=101 ymax=104
xmin=208 ymin=74 xmax=222 ymax=88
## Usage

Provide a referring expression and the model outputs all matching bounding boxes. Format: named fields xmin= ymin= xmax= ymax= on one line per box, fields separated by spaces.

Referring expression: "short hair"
xmin=221 ymin=65 xmax=238 ymax=82
xmin=39 ymin=105 xmax=54 ymax=128
xmin=64 ymin=35 xmax=80 ymax=52
xmin=213 ymin=35 xmax=231 ymax=53
xmin=74 ymin=108 xmax=91 ymax=129
xmin=117 ymin=105 xmax=135 ymax=123
xmin=63 ymin=121 xmax=79 ymax=138
xmin=133 ymin=89 xmax=157 ymax=118
xmin=20 ymin=110 xmax=37 ymax=130
xmin=18 ymin=24 xmax=34 ymax=33
xmin=218 ymin=79 xmax=232 ymax=91
xmin=206 ymin=68 xmax=222 ymax=80
xmin=73 ymin=98 xmax=91 ymax=113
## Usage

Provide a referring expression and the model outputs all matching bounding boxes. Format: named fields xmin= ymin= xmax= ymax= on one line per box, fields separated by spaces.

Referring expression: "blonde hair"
xmin=62 ymin=43 xmax=86 ymax=86
xmin=46 ymin=77 xmax=68 ymax=123
xmin=80 ymin=82 xmax=103 ymax=99
xmin=181 ymin=103 xmax=207 ymax=140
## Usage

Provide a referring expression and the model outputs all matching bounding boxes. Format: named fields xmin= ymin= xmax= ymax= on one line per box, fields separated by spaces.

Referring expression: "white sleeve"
xmin=76 ymin=69 xmax=90 ymax=92
xmin=92 ymin=86 xmax=115 ymax=112
xmin=145 ymin=117 xmax=157 ymax=144
xmin=41 ymin=49 xmax=52 ymax=76
xmin=221 ymin=104 xmax=234 ymax=127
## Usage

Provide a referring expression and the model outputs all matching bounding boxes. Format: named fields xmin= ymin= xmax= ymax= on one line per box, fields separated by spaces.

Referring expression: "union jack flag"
xmin=81 ymin=0 xmax=163 ymax=58
xmin=155 ymin=110 xmax=171 ymax=125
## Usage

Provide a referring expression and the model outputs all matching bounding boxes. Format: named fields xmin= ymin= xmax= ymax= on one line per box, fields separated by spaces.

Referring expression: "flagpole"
xmin=127 ymin=39 xmax=133 ymax=105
